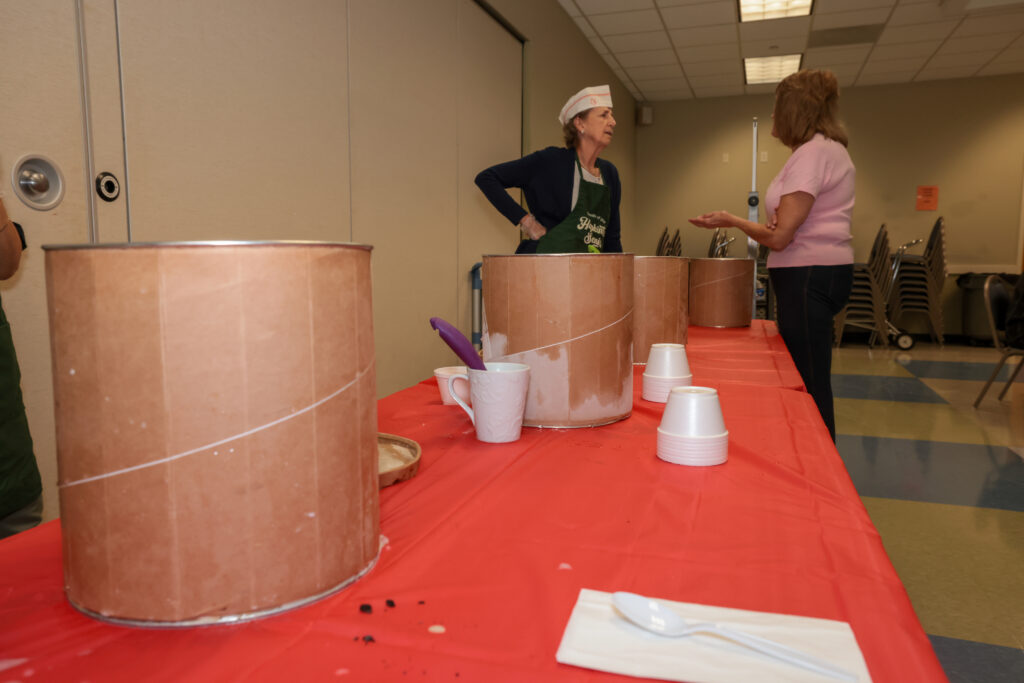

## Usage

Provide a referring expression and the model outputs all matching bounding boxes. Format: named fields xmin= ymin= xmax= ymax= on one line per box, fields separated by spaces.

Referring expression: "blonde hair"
xmin=773 ymin=69 xmax=848 ymax=148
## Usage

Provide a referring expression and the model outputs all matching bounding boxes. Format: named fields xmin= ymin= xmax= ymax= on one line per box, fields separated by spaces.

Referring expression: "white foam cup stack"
xmin=656 ymin=386 xmax=728 ymax=466
xmin=642 ymin=343 xmax=692 ymax=402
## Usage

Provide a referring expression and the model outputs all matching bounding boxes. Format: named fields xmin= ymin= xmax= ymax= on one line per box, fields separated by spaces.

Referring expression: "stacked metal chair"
xmin=888 ymin=217 xmax=946 ymax=345
xmin=834 ymin=224 xmax=892 ymax=347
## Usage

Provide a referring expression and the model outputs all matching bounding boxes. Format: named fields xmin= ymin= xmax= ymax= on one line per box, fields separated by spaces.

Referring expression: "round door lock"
xmin=747 ymin=195 xmax=759 ymax=207
xmin=96 ymin=172 xmax=120 ymax=202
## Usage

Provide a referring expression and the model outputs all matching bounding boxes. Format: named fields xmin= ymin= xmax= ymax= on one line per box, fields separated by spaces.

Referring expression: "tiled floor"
xmin=831 ymin=341 xmax=1024 ymax=682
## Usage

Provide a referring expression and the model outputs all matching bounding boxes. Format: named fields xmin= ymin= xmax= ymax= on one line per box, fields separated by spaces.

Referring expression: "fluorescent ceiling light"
xmin=739 ymin=0 xmax=813 ymax=22
xmin=744 ymin=54 xmax=802 ymax=84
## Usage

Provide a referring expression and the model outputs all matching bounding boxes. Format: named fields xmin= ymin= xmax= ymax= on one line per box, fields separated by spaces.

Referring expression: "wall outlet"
xmin=760 ymin=151 xmax=768 ymax=162
xmin=722 ymin=152 xmax=729 ymax=163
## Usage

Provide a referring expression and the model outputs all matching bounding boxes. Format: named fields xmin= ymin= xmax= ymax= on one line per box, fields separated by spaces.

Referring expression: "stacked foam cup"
xmin=656 ymin=386 xmax=728 ymax=466
xmin=641 ymin=343 xmax=693 ymax=402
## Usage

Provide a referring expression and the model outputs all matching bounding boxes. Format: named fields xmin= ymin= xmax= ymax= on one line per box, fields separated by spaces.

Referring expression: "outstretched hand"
xmin=688 ymin=211 xmax=736 ymax=229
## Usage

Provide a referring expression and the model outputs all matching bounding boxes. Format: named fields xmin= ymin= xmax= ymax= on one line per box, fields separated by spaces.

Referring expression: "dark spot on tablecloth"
xmin=363 ymin=634 xmax=375 ymax=644
xmin=386 ymin=599 xmax=396 ymax=608
xmin=359 ymin=603 xmax=372 ymax=614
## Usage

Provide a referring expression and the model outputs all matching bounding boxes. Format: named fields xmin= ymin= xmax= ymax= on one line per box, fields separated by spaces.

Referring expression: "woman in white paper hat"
xmin=475 ymin=85 xmax=621 ymax=254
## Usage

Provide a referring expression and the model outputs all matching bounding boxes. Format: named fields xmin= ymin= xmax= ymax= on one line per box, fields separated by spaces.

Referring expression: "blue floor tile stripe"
xmin=832 ymin=374 xmax=948 ymax=403
xmin=928 ymin=634 xmax=1024 ymax=683
xmin=899 ymin=359 xmax=1024 ymax=382
xmin=835 ymin=435 xmax=1024 ymax=511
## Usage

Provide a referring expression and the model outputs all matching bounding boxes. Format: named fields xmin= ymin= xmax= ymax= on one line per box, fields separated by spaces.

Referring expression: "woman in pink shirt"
xmin=690 ymin=69 xmax=854 ymax=441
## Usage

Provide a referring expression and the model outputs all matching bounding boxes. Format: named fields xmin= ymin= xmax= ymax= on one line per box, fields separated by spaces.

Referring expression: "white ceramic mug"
xmin=448 ymin=362 xmax=530 ymax=443
xmin=434 ymin=366 xmax=470 ymax=405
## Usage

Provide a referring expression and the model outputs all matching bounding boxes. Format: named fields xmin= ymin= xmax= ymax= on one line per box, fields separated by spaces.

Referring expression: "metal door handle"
xmin=19 ymin=169 xmax=51 ymax=196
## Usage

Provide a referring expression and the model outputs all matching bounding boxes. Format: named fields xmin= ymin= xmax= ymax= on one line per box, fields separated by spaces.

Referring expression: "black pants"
xmin=769 ymin=265 xmax=853 ymax=442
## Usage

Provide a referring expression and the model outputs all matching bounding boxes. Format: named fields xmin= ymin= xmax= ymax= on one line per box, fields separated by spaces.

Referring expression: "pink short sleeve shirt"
xmin=765 ymin=133 xmax=855 ymax=268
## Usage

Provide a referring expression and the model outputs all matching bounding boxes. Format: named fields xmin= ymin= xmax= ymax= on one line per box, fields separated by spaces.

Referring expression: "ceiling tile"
xmin=915 ymin=65 xmax=980 ymax=81
xmin=870 ymin=41 xmax=941 ymax=60
xmin=739 ymin=16 xmax=811 ymax=40
xmin=813 ymin=62 xmax=862 ymax=80
xmin=634 ymin=76 xmax=690 ymax=89
xmin=939 ymin=33 xmax=1018 ymax=55
xmin=661 ymin=1 xmax=736 ymax=29
xmin=616 ymin=48 xmax=678 ymax=66
xmin=812 ymin=8 xmax=892 ymax=30
xmin=815 ymin=0 xmax=894 ymax=13
xmin=573 ymin=16 xmax=597 ymax=38
xmin=577 ymin=0 xmax=656 ymax=13
xmin=804 ymin=44 xmax=873 ymax=65
xmin=687 ymin=72 xmax=743 ymax=86
xmin=684 ymin=58 xmax=743 ymax=76
xmin=953 ymin=11 xmax=1024 ymax=36
xmin=741 ymin=36 xmax=808 ymax=57
xmin=860 ymin=56 xmax=928 ymax=74
xmin=604 ymin=30 xmax=672 ymax=51
xmin=926 ymin=50 xmax=999 ymax=69
xmin=627 ymin=63 xmax=685 ymax=80
xmin=856 ymin=70 xmax=917 ymax=85
xmin=676 ymin=42 xmax=741 ymax=63
xmin=691 ymin=83 xmax=745 ymax=97
xmin=888 ymin=2 xmax=951 ymax=26
xmin=656 ymin=0 xmax=715 ymax=7
xmin=877 ymin=21 xmax=958 ymax=44
xmin=557 ymin=0 xmax=582 ymax=18
xmin=744 ymin=83 xmax=777 ymax=94
xmin=977 ymin=60 xmax=1024 ymax=75
xmin=589 ymin=9 xmax=664 ymax=35
xmin=644 ymin=88 xmax=693 ymax=101
xmin=669 ymin=23 xmax=737 ymax=47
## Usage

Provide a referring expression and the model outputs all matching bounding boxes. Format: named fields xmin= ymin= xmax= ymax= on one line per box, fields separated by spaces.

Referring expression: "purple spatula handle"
xmin=430 ymin=317 xmax=486 ymax=371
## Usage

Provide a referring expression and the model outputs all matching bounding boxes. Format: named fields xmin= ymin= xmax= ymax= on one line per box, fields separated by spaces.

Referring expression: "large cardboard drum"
xmin=689 ymin=258 xmax=755 ymax=328
xmin=482 ymin=254 xmax=633 ymax=427
xmin=633 ymin=256 xmax=689 ymax=363
xmin=44 ymin=242 xmax=380 ymax=625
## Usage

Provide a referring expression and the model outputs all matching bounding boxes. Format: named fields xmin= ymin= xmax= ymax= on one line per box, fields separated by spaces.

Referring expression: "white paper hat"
xmin=558 ymin=86 xmax=613 ymax=125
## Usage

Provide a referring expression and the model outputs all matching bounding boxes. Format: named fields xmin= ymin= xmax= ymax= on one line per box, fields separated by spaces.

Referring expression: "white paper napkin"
xmin=556 ymin=589 xmax=872 ymax=683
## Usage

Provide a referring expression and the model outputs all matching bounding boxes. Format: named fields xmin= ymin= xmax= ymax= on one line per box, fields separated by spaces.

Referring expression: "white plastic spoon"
xmin=611 ymin=592 xmax=858 ymax=682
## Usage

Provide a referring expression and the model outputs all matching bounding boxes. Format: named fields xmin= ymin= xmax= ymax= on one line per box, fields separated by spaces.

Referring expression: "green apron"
xmin=536 ymin=156 xmax=611 ymax=254
xmin=0 ymin=294 xmax=40 ymax=519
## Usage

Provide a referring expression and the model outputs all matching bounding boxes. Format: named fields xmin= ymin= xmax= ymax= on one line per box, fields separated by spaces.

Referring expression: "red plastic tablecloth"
xmin=0 ymin=322 xmax=945 ymax=682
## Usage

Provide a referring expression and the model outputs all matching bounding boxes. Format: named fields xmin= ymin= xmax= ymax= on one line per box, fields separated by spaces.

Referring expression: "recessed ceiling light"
xmin=739 ymin=0 xmax=813 ymax=22
xmin=744 ymin=54 xmax=802 ymax=84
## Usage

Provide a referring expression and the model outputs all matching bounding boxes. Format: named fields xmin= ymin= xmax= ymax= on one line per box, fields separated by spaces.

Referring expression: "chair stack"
xmin=888 ymin=217 xmax=947 ymax=345
xmin=834 ymin=224 xmax=892 ymax=347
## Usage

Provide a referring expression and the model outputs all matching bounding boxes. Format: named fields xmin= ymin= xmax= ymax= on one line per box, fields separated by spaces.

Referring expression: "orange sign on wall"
xmin=916 ymin=185 xmax=938 ymax=211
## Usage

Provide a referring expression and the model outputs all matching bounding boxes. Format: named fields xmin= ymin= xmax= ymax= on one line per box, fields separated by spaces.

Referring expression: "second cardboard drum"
xmin=689 ymin=258 xmax=755 ymax=328
xmin=633 ymin=256 xmax=689 ymax=363
xmin=44 ymin=242 xmax=381 ymax=626
xmin=482 ymin=254 xmax=634 ymax=427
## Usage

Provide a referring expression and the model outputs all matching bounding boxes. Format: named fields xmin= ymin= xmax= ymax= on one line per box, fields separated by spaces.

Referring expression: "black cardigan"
xmin=474 ymin=146 xmax=622 ymax=254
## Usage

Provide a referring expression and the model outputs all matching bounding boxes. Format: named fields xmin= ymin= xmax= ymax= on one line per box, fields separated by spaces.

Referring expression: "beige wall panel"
xmin=0 ymin=3 xmax=92 ymax=521
xmin=489 ymin=0 xmax=638 ymax=253
xmin=456 ymin=0 xmax=522 ymax=333
xmin=349 ymin=0 xmax=460 ymax=397
xmin=115 ymin=0 xmax=350 ymax=242
xmin=636 ymin=95 xmax=778 ymax=259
